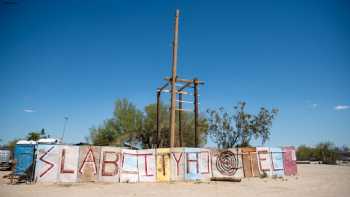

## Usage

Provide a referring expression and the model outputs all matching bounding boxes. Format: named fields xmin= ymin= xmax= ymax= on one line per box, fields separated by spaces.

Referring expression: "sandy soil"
xmin=1 ymin=164 xmax=349 ymax=197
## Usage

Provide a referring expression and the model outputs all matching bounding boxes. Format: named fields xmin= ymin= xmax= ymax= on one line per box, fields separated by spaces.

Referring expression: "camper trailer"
xmin=0 ymin=149 xmax=11 ymax=170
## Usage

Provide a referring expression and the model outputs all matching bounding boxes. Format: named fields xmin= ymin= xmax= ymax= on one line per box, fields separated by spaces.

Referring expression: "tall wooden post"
xmin=156 ymin=91 xmax=161 ymax=148
xmin=170 ymin=9 xmax=180 ymax=148
xmin=194 ymin=78 xmax=199 ymax=147
xmin=178 ymin=93 xmax=183 ymax=147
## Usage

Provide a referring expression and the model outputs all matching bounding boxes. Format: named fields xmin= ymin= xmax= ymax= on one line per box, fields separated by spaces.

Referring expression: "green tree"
xmin=90 ymin=98 xmax=143 ymax=146
xmin=296 ymin=145 xmax=314 ymax=161
xmin=6 ymin=139 xmax=19 ymax=158
xmin=177 ymin=111 xmax=208 ymax=147
xmin=90 ymin=119 xmax=120 ymax=146
xmin=26 ymin=132 xmax=41 ymax=141
xmin=90 ymin=98 xmax=208 ymax=148
xmin=314 ymin=142 xmax=339 ymax=164
xmin=141 ymin=102 xmax=169 ymax=148
xmin=207 ymin=101 xmax=278 ymax=148
xmin=137 ymin=102 xmax=208 ymax=148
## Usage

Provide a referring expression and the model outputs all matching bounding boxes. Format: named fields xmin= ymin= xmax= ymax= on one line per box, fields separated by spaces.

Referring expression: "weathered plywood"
xmin=184 ymin=148 xmax=201 ymax=181
xmin=58 ymin=145 xmax=79 ymax=182
xmin=283 ymin=146 xmax=297 ymax=176
xmin=78 ymin=146 xmax=101 ymax=182
xmin=120 ymin=149 xmax=138 ymax=183
xmin=156 ymin=148 xmax=171 ymax=182
xmin=211 ymin=148 xmax=243 ymax=179
xmin=137 ymin=149 xmax=156 ymax=182
xmin=199 ymin=148 xmax=212 ymax=180
xmin=98 ymin=147 xmax=121 ymax=182
xmin=170 ymin=148 xmax=186 ymax=181
xmin=270 ymin=147 xmax=284 ymax=177
xmin=241 ymin=147 xmax=260 ymax=177
xmin=256 ymin=147 xmax=272 ymax=176
xmin=35 ymin=145 xmax=60 ymax=182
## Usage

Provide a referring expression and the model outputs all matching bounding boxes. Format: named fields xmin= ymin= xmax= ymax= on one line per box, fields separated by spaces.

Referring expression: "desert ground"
xmin=1 ymin=164 xmax=349 ymax=197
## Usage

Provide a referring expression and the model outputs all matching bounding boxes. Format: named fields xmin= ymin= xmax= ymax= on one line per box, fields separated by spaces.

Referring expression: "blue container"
xmin=14 ymin=144 xmax=36 ymax=179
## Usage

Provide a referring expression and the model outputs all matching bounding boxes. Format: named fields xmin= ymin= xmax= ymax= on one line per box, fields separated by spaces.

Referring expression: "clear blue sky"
xmin=1 ymin=0 xmax=349 ymax=147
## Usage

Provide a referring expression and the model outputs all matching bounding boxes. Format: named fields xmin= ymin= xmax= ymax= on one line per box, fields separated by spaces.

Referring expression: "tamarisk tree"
xmin=207 ymin=101 xmax=278 ymax=148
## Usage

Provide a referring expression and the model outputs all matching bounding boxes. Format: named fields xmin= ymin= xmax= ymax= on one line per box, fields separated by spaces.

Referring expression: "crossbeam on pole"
xmin=176 ymin=100 xmax=197 ymax=104
xmin=158 ymin=89 xmax=189 ymax=95
xmin=176 ymin=108 xmax=193 ymax=112
xmin=157 ymin=82 xmax=169 ymax=92
xmin=164 ymin=77 xmax=205 ymax=85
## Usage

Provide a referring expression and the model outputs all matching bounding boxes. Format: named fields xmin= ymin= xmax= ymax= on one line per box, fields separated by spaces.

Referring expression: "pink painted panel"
xmin=282 ymin=146 xmax=297 ymax=176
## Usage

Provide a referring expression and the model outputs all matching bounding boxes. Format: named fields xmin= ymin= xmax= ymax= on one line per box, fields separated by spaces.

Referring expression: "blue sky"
xmin=0 ymin=0 xmax=349 ymax=147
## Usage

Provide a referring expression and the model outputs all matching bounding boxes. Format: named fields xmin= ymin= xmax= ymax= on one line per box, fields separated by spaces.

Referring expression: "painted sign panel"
xmin=270 ymin=147 xmax=284 ymax=177
xmin=78 ymin=146 xmax=101 ymax=182
xmin=257 ymin=147 xmax=272 ymax=176
xmin=35 ymin=145 xmax=59 ymax=182
xmin=14 ymin=144 xmax=35 ymax=179
xmin=184 ymin=148 xmax=201 ymax=181
xmin=170 ymin=148 xmax=186 ymax=181
xmin=98 ymin=147 xmax=121 ymax=182
xmin=120 ymin=149 xmax=138 ymax=183
xmin=58 ymin=145 xmax=79 ymax=182
xmin=283 ymin=146 xmax=297 ymax=176
xmin=156 ymin=148 xmax=171 ymax=182
xmin=15 ymin=145 xmax=299 ymax=183
xmin=211 ymin=148 xmax=243 ymax=179
xmin=137 ymin=149 xmax=156 ymax=182
xmin=241 ymin=147 xmax=260 ymax=177
xmin=199 ymin=149 xmax=211 ymax=180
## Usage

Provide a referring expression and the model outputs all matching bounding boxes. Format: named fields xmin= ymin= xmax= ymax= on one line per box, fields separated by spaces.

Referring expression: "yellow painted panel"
xmin=156 ymin=148 xmax=171 ymax=181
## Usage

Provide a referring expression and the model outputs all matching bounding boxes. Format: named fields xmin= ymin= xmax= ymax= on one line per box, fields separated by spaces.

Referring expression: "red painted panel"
xmin=282 ymin=146 xmax=297 ymax=176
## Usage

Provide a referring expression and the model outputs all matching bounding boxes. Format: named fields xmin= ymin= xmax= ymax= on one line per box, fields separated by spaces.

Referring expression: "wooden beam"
xmin=178 ymin=81 xmax=192 ymax=91
xmin=164 ymin=77 xmax=205 ymax=85
xmin=157 ymin=82 xmax=169 ymax=92
xmin=210 ymin=177 xmax=241 ymax=182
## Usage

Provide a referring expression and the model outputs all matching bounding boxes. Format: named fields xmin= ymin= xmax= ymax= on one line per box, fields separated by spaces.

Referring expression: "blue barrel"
xmin=14 ymin=144 xmax=36 ymax=179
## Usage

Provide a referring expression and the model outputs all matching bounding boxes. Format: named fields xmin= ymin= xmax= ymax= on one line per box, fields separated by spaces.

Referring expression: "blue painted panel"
xmin=270 ymin=147 xmax=284 ymax=177
xmin=14 ymin=144 xmax=36 ymax=176
xmin=184 ymin=148 xmax=201 ymax=181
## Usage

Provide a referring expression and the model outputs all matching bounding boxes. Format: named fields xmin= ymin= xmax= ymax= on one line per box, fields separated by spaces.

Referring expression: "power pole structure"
xmin=170 ymin=9 xmax=180 ymax=148
xmin=156 ymin=9 xmax=205 ymax=148
xmin=193 ymin=78 xmax=199 ymax=147
xmin=156 ymin=91 xmax=161 ymax=147
xmin=178 ymin=93 xmax=183 ymax=147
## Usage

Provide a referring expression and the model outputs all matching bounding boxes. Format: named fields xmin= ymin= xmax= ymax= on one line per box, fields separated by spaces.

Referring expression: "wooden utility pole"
xmin=156 ymin=91 xmax=161 ymax=147
xmin=170 ymin=9 xmax=180 ymax=148
xmin=156 ymin=10 xmax=205 ymax=148
xmin=194 ymin=78 xmax=199 ymax=147
xmin=178 ymin=93 xmax=183 ymax=147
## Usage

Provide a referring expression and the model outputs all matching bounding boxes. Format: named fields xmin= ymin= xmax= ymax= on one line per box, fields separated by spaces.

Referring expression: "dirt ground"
xmin=1 ymin=164 xmax=349 ymax=197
